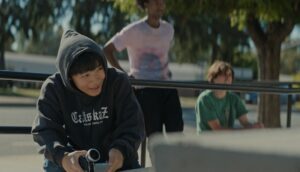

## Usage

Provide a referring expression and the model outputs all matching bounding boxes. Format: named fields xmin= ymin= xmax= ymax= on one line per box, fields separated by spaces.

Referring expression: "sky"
xmin=290 ymin=26 xmax=300 ymax=39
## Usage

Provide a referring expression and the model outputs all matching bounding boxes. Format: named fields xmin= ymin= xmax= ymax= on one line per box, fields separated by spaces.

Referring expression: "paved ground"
xmin=1 ymin=95 xmax=300 ymax=171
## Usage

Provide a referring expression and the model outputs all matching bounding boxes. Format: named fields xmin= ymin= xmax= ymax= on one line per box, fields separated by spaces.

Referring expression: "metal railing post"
xmin=286 ymin=83 xmax=292 ymax=128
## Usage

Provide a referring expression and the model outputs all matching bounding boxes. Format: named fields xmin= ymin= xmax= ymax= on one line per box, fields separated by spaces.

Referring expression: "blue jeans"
xmin=43 ymin=159 xmax=64 ymax=172
xmin=43 ymin=158 xmax=141 ymax=172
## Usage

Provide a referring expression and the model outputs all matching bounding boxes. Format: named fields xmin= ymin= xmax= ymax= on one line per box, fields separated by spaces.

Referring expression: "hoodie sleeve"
xmin=109 ymin=73 xmax=145 ymax=165
xmin=31 ymin=78 xmax=71 ymax=167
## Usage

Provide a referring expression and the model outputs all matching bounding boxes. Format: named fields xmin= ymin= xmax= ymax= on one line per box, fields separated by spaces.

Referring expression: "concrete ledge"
xmin=149 ymin=129 xmax=300 ymax=172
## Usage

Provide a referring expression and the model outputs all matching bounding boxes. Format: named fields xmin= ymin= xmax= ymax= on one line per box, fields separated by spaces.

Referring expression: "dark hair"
xmin=207 ymin=60 xmax=234 ymax=83
xmin=136 ymin=0 xmax=149 ymax=9
xmin=69 ymin=52 xmax=103 ymax=77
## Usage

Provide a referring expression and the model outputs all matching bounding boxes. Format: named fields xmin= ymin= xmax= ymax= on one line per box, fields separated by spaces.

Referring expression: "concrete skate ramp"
xmin=149 ymin=129 xmax=300 ymax=172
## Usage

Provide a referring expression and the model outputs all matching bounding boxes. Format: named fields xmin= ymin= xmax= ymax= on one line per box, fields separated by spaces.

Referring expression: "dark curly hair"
xmin=136 ymin=0 xmax=149 ymax=10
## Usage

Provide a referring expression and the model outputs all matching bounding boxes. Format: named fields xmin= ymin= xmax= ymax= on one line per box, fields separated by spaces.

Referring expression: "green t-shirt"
xmin=195 ymin=90 xmax=248 ymax=132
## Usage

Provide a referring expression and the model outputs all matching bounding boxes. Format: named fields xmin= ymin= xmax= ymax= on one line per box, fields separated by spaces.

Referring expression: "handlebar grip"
xmin=79 ymin=156 xmax=89 ymax=171
xmin=86 ymin=148 xmax=100 ymax=162
xmin=78 ymin=148 xmax=100 ymax=171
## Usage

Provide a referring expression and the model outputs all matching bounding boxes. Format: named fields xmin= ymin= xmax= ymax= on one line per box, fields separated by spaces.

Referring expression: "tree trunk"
xmin=256 ymin=43 xmax=281 ymax=127
xmin=0 ymin=17 xmax=5 ymax=71
xmin=0 ymin=44 xmax=6 ymax=88
xmin=246 ymin=14 xmax=294 ymax=127
xmin=0 ymin=45 xmax=5 ymax=70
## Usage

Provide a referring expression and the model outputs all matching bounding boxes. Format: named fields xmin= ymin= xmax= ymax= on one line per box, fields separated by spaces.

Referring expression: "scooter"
xmin=79 ymin=148 xmax=108 ymax=172
xmin=78 ymin=148 xmax=150 ymax=172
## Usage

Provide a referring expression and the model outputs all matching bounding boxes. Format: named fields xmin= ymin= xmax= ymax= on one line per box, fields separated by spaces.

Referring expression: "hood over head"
xmin=56 ymin=30 xmax=107 ymax=92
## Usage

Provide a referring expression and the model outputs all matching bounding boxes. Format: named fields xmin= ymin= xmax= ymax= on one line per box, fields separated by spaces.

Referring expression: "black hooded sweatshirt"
xmin=31 ymin=30 xmax=145 ymax=170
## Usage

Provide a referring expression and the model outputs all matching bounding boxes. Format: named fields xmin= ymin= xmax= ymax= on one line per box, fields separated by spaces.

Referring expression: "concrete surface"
xmin=149 ymin=129 xmax=300 ymax=172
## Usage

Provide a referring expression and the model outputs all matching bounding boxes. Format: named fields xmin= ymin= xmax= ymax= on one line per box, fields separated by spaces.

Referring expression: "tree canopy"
xmin=0 ymin=0 xmax=65 ymax=69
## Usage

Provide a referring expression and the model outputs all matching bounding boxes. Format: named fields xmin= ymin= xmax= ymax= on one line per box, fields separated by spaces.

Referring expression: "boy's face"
xmin=145 ymin=0 xmax=165 ymax=19
xmin=71 ymin=65 xmax=105 ymax=96
xmin=213 ymin=70 xmax=233 ymax=85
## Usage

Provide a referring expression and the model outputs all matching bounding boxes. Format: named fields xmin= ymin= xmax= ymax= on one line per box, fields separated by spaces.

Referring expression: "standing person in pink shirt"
xmin=104 ymin=0 xmax=183 ymax=137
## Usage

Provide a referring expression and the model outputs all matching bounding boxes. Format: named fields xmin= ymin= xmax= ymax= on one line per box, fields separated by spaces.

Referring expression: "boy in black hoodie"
xmin=31 ymin=30 xmax=145 ymax=172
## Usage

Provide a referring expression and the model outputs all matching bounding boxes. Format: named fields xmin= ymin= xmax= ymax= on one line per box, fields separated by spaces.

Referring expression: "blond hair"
xmin=207 ymin=60 xmax=234 ymax=83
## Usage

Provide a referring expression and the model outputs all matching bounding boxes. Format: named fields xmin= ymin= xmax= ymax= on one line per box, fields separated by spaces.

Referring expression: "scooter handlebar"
xmin=79 ymin=148 xmax=100 ymax=171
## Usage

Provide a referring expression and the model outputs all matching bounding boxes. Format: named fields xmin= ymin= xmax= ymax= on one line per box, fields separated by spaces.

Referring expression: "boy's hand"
xmin=106 ymin=148 xmax=124 ymax=172
xmin=252 ymin=122 xmax=264 ymax=128
xmin=62 ymin=150 xmax=87 ymax=172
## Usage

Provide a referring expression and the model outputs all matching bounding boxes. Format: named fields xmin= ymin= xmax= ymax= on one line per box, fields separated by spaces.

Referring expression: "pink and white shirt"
xmin=108 ymin=17 xmax=174 ymax=80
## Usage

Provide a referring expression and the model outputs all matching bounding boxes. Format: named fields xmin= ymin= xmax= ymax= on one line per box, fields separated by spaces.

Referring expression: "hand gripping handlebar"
xmin=79 ymin=148 xmax=100 ymax=172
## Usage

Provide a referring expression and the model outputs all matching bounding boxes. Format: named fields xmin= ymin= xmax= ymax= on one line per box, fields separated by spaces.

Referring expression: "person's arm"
xmin=106 ymin=148 xmax=124 ymax=172
xmin=207 ymin=119 xmax=229 ymax=130
xmin=61 ymin=150 xmax=87 ymax=172
xmin=32 ymin=78 xmax=73 ymax=168
xmin=103 ymin=42 xmax=125 ymax=72
xmin=238 ymin=114 xmax=264 ymax=129
xmin=233 ymin=93 xmax=263 ymax=129
xmin=108 ymin=72 xmax=145 ymax=169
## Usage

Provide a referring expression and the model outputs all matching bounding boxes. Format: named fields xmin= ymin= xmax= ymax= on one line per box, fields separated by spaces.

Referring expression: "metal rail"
xmin=0 ymin=70 xmax=299 ymax=134
xmin=2 ymin=70 xmax=300 ymax=94
xmin=0 ymin=70 xmax=300 ymax=167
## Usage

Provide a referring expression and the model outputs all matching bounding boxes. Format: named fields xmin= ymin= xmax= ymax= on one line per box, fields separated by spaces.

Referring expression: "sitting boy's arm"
xmin=109 ymin=73 xmax=145 ymax=165
xmin=32 ymin=115 xmax=70 ymax=167
xmin=238 ymin=114 xmax=264 ymax=129
xmin=207 ymin=119 xmax=230 ymax=130
xmin=31 ymin=81 xmax=70 ymax=167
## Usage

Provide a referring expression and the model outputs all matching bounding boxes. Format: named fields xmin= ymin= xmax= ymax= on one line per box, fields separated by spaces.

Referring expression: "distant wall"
xmin=5 ymin=52 xmax=57 ymax=74
xmin=5 ymin=52 xmax=205 ymax=80
xmin=5 ymin=52 xmax=205 ymax=96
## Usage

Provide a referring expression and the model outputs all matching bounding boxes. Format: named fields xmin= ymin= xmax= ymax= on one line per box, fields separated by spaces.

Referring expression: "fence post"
xmin=286 ymin=83 xmax=292 ymax=128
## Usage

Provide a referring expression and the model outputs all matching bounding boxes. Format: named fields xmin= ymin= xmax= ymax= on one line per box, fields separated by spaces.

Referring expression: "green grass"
xmin=295 ymin=102 xmax=300 ymax=111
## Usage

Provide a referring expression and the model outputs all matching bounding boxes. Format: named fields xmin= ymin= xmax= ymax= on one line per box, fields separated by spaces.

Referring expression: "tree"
xmin=205 ymin=0 xmax=299 ymax=127
xmin=18 ymin=26 xmax=64 ymax=55
xmin=0 ymin=0 xmax=65 ymax=70
xmin=69 ymin=1 xmax=130 ymax=46
xmin=170 ymin=12 xmax=250 ymax=64
xmin=3 ymin=1 xmax=130 ymax=62
xmin=178 ymin=0 xmax=300 ymax=127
